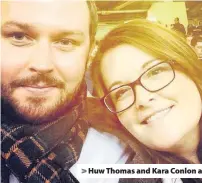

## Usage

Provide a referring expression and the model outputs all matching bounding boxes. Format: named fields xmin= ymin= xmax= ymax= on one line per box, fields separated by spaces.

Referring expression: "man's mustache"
xmin=10 ymin=74 xmax=65 ymax=89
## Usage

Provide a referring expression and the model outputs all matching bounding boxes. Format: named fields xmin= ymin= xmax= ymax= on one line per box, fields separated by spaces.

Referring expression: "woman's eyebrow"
xmin=108 ymin=81 xmax=123 ymax=91
xmin=141 ymin=59 xmax=161 ymax=70
xmin=108 ymin=81 xmax=130 ymax=91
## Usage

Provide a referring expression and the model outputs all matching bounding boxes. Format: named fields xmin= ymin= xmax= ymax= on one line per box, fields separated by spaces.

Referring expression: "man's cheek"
xmin=1 ymin=58 xmax=26 ymax=84
xmin=60 ymin=63 xmax=86 ymax=83
xmin=55 ymin=54 xmax=87 ymax=81
xmin=1 ymin=59 xmax=18 ymax=85
xmin=2 ymin=44 xmax=32 ymax=79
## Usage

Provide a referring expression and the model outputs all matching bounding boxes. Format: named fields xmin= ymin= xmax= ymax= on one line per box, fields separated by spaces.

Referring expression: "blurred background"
xmin=94 ymin=1 xmax=202 ymax=40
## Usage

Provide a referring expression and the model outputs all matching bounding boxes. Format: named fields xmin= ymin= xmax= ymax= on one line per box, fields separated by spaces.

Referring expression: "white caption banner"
xmin=76 ymin=164 xmax=202 ymax=178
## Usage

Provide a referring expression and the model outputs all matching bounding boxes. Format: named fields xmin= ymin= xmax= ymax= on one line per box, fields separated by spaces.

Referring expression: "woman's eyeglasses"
xmin=100 ymin=62 xmax=175 ymax=113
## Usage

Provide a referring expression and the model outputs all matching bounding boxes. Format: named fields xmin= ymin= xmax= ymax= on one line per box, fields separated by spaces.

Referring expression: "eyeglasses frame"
xmin=100 ymin=61 xmax=176 ymax=113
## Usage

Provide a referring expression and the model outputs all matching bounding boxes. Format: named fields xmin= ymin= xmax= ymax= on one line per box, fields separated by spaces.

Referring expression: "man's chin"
xmin=3 ymin=95 xmax=73 ymax=124
xmin=13 ymin=102 xmax=60 ymax=124
xmin=2 ymin=82 xmax=83 ymax=124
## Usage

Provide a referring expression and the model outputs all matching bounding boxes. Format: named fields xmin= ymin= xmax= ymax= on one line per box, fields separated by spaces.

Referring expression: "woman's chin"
xmin=143 ymin=136 xmax=182 ymax=152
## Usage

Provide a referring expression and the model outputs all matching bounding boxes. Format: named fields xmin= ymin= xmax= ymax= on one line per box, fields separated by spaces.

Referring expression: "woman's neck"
xmin=170 ymin=124 xmax=200 ymax=163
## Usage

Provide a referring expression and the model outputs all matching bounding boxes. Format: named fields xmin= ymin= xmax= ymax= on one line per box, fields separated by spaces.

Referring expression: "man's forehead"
xmin=1 ymin=1 xmax=90 ymax=33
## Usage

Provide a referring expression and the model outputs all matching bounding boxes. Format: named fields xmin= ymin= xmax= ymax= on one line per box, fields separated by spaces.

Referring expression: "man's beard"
xmin=1 ymin=74 xmax=83 ymax=125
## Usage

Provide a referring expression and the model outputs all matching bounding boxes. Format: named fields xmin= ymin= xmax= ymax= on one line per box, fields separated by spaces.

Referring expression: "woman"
xmin=91 ymin=19 xmax=202 ymax=167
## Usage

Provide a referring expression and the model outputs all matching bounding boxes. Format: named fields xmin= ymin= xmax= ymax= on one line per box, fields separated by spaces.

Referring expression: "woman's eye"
xmin=115 ymin=89 xmax=129 ymax=100
xmin=150 ymin=69 xmax=161 ymax=76
xmin=146 ymin=67 xmax=166 ymax=78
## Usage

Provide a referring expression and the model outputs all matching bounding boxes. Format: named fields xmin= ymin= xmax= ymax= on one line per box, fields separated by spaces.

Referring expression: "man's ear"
xmin=87 ymin=40 xmax=98 ymax=69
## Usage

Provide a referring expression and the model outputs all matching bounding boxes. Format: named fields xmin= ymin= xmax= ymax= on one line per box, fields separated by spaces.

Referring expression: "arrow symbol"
xmin=82 ymin=169 xmax=87 ymax=173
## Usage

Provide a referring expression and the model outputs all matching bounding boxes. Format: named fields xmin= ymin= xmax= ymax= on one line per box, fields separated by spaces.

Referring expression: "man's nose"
xmin=28 ymin=39 xmax=54 ymax=74
xmin=134 ymin=85 xmax=156 ymax=110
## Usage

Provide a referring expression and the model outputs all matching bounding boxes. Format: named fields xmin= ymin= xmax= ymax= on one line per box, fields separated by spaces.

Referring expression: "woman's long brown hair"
xmin=91 ymin=19 xmax=202 ymax=164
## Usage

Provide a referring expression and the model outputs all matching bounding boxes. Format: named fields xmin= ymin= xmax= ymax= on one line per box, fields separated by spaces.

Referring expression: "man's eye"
xmin=12 ymin=32 xmax=26 ymax=40
xmin=53 ymin=39 xmax=79 ymax=51
xmin=60 ymin=39 xmax=73 ymax=45
xmin=8 ymin=32 xmax=34 ymax=46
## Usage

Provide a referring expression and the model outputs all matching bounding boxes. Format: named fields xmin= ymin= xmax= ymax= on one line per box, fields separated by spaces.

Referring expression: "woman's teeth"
xmin=146 ymin=107 xmax=172 ymax=124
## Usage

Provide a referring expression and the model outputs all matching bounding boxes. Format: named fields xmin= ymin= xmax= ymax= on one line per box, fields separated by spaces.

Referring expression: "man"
xmin=1 ymin=1 xmax=129 ymax=183
xmin=191 ymin=36 xmax=202 ymax=60
xmin=173 ymin=17 xmax=186 ymax=35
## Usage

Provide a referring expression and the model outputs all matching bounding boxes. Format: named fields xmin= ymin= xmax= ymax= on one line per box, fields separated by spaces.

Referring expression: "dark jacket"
xmin=173 ymin=23 xmax=186 ymax=35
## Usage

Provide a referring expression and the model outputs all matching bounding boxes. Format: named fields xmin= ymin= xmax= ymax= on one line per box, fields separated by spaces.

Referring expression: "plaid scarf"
xmin=1 ymin=83 xmax=88 ymax=183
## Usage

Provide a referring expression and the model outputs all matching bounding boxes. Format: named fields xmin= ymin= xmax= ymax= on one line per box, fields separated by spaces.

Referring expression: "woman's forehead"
xmin=100 ymin=44 xmax=160 ymax=87
xmin=101 ymin=44 xmax=158 ymax=69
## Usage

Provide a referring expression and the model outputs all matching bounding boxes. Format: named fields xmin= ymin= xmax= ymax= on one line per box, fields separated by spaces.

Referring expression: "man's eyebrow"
xmin=2 ymin=21 xmax=35 ymax=31
xmin=2 ymin=21 xmax=85 ymax=39
xmin=51 ymin=31 xmax=85 ymax=40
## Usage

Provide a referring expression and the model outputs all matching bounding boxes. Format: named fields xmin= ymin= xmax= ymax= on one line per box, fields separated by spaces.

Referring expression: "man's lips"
xmin=22 ymin=85 xmax=56 ymax=89
xmin=19 ymin=85 xmax=57 ymax=95
xmin=140 ymin=105 xmax=174 ymax=124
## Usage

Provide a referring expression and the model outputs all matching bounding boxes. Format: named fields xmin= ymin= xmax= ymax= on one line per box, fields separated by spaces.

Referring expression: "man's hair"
xmin=191 ymin=36 xmax=202 ymax=47
xmin=87 ymin=1 xmax=98 ymax=44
